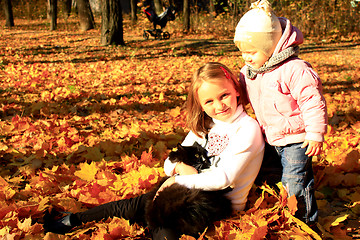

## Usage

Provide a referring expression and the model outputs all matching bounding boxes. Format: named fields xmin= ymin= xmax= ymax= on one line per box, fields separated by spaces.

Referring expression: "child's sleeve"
xmin=288 ymin=63 xmax=328 ymax=142
xmin=174 ymin=116 xmax=264 ymax=191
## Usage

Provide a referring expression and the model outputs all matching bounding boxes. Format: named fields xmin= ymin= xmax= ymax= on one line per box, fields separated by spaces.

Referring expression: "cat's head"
xmin=168 ymin=142 xmax=210 ymax=170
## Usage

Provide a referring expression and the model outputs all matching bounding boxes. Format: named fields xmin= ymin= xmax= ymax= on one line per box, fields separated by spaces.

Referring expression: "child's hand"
xmin=175 ymin=162 xmax=198 ymax=175
xmin=301 ymin=140 xmax=323 ymax=156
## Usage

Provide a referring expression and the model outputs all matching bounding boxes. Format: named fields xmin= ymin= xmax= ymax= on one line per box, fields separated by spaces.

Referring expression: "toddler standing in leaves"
xmin=44 ymin=62 xmax=265 ymax=239
xmin=233 ymin=0 xmax=328 ymax=227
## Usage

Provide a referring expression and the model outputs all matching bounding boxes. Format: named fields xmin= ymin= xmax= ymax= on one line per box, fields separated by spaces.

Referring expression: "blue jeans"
xmin=275 ymin=143 xmax=318 ymax=224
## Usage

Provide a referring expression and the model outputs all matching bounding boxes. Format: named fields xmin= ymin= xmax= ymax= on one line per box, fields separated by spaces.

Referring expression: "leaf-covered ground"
xmin=0 ymin=17 xmax=359 ymax=239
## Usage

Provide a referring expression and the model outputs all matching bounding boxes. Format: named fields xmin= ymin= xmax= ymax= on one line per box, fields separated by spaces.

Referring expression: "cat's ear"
xmin=192 ymin=142 xmax=203 ymax=150
xmin=177 ymin=143 xmax=184 ymax=151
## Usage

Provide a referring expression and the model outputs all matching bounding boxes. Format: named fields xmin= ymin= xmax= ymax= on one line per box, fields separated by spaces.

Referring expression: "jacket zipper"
xmin=257 ymin=74 xmax=267 ymax=130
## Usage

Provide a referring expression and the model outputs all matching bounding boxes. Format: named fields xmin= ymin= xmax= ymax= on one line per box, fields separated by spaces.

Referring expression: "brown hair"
xmin=186 ymin=62 xmax=246 ymax=138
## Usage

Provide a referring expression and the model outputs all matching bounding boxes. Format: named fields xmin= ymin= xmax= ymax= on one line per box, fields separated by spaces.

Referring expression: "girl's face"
xmin=197 ymin=78 xmax=240 ymax=122
xmin=238 ymin=41 xmax=269 ymax=69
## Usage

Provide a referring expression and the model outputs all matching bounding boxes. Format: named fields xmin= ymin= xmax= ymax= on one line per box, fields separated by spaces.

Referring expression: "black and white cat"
xmin=145 ymin=142 xmax=233 ymax=237
xmin=43 ymin=143 xmax=233 ymax=237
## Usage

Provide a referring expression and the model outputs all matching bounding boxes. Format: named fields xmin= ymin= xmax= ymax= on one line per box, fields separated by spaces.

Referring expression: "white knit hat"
xmin=234 ymin=0 xmax=282 ymax=57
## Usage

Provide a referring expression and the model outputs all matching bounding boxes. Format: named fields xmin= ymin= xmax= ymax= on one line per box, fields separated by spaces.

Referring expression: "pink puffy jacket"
xmin=240 ymin=17 xmax=328 ymax=146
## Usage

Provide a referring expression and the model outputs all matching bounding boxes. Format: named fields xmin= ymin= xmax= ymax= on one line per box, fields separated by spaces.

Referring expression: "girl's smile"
xmin=216 ymin=107 xmax=230 ymax=116
xmin=197 ymin=78 xmax=239 ymax=122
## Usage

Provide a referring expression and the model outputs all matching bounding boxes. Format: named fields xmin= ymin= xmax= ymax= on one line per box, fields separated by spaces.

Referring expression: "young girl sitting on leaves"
xmin=233 ymin=0 xmax=328 ymax=227
xmin=44 ymin=62 xmax=265 ymax=239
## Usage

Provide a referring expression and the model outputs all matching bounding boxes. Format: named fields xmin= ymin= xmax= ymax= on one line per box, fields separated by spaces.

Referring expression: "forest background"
xmin=0 ymin=0 xmax=360 ymax=239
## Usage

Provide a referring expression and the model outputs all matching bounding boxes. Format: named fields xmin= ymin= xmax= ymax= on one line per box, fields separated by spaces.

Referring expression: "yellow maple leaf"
xmin=2 ymin=186 xmax=16 ymax=200
xmin=119 ymin=122 xmax=141 ymax=137
xmin=0 ymin=226 xmax=11 ymax=236
xmin=74 ymin=162 xmax=98 ymax=182
xmin=0 ymin=142 xmax=8 ymax=151
xmin=169 ymin=106 xmax=181 ymax=118
xmin=17 ymin=217 xmax=32 ymax=232
xmin=322 ymin=213 xmax=349 ymax=232
xmin=284 ymin=210 xmax=322 ymax=240
xmin=37 ymin=196 xmax=49 ymax=212
xmin=159 ymin=92 xmax=165 ymax=102
xmin=44 ymin=231 xmax=72 ymax=239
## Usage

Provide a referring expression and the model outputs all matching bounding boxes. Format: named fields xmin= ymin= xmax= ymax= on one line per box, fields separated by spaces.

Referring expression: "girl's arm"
xmin=174 ymin=162 xmax=198 ymax=175
xmin=163 ymin=131 xmax=206 ymax=176
xmin=163 ymin=160 xmax=198 ymax=176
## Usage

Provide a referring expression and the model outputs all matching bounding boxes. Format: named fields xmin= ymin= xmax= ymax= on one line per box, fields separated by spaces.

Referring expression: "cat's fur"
xmin=145 ymin=143 xmax=233 ymax=237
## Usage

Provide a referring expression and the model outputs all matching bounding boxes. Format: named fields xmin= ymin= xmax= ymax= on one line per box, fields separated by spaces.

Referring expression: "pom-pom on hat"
xmin=234 ymin=0 xmax=282 ymax=57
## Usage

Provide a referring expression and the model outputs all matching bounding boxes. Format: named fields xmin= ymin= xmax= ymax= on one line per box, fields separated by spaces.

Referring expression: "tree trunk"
xmin=26 ymin=0 xmax=31 ymax=20
xmin=63 ymin=0 xmax=72 ymax=17
xmin=4 ymin=0 xmax=15 ymax=27
xmin=77 ymin=0 xmax=95 ymax=31
xmin=100 ymin=0 xmax=125 ymax=46
xmin=48 ymin=0 xmax=58 ymax=30
xmin=130 ymin=0 xmax=137 ymax=24
xmin=183 ymin=0 xmax=190 ymax=32
xmin=209 ymin=0 xmax=215 ymax=16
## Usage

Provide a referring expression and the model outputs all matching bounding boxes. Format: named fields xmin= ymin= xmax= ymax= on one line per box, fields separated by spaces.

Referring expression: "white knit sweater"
xmin=164 ymin=106 xmax=265 ymax=211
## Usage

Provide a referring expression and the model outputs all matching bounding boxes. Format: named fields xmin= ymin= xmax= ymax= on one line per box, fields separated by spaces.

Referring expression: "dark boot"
xmin=43 ymin=213 xmax=76 ymax=234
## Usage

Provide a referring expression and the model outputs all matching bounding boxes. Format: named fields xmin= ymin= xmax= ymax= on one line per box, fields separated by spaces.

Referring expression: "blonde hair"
xmin=186 ymin=62 xmax=245 ymax=138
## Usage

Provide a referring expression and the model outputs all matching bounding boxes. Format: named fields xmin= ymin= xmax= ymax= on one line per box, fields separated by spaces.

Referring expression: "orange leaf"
xmin=251 ymin=225 xmax=268 ymax=240
xmin=91 ymin=228 xmax=112 ymax=240
xmin=108 ymin=217 xmax=144 ymax=238
xmin=287 ymin=195 xmax=298 ymax=215
xmin=140 ymin=147 xmax=155 ymax=166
